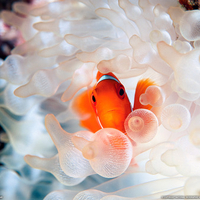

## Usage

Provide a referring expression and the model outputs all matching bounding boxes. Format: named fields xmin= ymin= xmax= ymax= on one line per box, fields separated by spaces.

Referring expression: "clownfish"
xmin=72 ymin=72 xmax=155 ymax=133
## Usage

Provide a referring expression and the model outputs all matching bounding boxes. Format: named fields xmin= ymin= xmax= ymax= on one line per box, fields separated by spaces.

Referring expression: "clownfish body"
xmin=91 ymin=72 xmax=132 ymax=133
xmin=72 ymin=72 xmax=155 ymax=133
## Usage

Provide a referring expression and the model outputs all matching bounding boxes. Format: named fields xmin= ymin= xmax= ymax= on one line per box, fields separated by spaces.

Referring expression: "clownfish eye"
xmin=91 ymin=93 xmax=97 ymax=106
xmin=118 ymin=86 xmax=125 ymax=99
xmin=119 ymin=88 xmax=124 ymax=96
xmin=92 ymin=95 xmax=96 ymax=102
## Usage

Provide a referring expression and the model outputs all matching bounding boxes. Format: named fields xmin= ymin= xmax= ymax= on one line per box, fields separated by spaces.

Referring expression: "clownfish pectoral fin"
xmin=71 ymin=88 xmax=101 ymax=133
xmin=133 ymin=78 xmax=156 ymax=110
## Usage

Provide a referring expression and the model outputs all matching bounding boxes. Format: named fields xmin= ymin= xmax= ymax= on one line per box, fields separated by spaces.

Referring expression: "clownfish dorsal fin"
xmin=133 ymin=78 xmax=156 ymax=111
xmin=133 ymin=68 xmax=168 ymax=111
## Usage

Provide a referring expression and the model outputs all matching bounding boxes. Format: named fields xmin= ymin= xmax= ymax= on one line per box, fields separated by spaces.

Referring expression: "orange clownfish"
xmin=72 ymin=72 xmax=155 ymax=133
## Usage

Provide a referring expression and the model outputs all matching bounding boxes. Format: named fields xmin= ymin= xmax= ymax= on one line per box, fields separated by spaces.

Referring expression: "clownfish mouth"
xmin=101 ymin=108 xmax=130 ymax=117
xmin=97 ymin=109 xmax=129 ymax=133
xmin=105 ymin=109 xmax=118 ymax=113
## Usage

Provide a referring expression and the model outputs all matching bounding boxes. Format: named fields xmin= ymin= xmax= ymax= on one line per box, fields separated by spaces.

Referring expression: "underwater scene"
xmin=0 ymin=0 xmax=200 ymax=199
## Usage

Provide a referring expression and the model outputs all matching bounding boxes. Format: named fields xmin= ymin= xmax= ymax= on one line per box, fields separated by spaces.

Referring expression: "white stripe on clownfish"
xmin=97 ymin=75 xmax=120 ymax=85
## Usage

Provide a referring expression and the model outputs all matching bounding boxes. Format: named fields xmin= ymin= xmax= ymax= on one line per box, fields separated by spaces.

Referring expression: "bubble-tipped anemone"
xmin=180 ymin=10 xmax=200 ymax=42
xmin=157 ymin=41 xmax=200 ymax=95
xmin=24 ymin=154 xmax=85 ymax=186
xmin=161 ymin=104 xmax=191 ymax=132
xmin=1 ymin=0 xmax=200 ymax=199
xmin=72 ymin=128 xmax=133 ymax=178
xmin=189 ymin=114 xmax=200 ymax=148
xmin=184 ymin=176 xmax=200 ymax=195
xmin=97 ymin=54 xmax=131 ymax=74
xmin=139 ymin=85 xmax=165 ymax=107
xmin=44 ymin=114 xmax=94 ymax=178
xmin=145 ymin=142 xmax=188 ymax=176
xmin=124 ymin=109 xmax=158 ymax=143
xmin=61 ymin=63 xmax=94 ymax=102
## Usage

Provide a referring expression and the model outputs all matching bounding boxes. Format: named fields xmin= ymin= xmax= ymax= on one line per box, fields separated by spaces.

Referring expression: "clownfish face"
xmin=90 ymin=72 xmax=132 ymax=133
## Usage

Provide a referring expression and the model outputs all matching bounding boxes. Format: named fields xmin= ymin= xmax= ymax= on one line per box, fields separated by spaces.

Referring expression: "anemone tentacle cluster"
xmin=1 ymin=0 xmax=200 ymax=199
